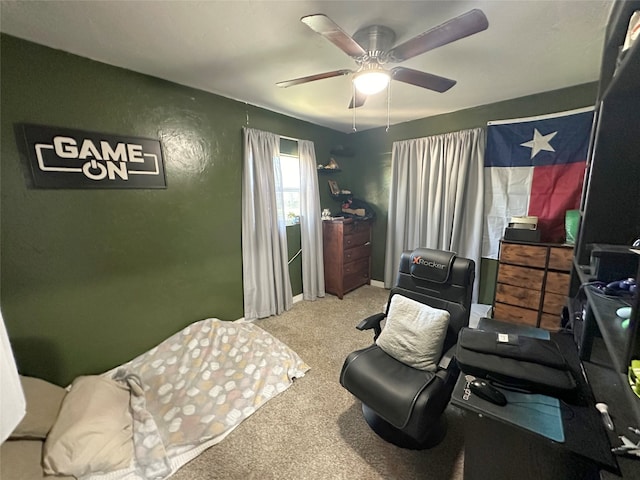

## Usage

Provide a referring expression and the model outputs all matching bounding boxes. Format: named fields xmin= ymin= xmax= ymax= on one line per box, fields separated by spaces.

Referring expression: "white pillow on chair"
xmin=376 ymin=294 xmax=450 ymax=372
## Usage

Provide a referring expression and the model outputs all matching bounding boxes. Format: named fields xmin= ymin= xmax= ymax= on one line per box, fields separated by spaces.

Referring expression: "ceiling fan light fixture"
xmin=353 ymin=68 xmax=390 ymax=95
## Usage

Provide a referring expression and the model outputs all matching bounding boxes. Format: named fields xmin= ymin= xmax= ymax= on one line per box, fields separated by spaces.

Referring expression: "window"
xmin=279 ymin=153 xmax=300 ymax=226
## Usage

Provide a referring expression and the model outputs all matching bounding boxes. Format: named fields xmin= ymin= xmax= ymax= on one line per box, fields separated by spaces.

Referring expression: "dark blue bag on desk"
xmin=455 ymin=328 xmax=578 ymax=401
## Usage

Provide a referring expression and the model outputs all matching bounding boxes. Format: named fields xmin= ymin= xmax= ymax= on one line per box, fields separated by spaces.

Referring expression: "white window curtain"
xmin=384 ymin=127 xmax=485 ymax=301
xmin=242 ymin=127 xmax=293 ymax=320
xmin=1 ymin=310 xmax=25 ymax=443
xmin=298 ymin=140 xmax=325 ymax=301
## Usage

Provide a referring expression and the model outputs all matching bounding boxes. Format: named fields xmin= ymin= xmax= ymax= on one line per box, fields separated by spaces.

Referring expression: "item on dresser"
xmin=341 ymin=197 xmax=375 ymax=220
xmin=504 ymin=216 xmax=541 ymax=243
xmin=508 ymin=215 xmax=538 ymax=229
xmin=493 ymin=240 xmax=573 ymax=331
xmin=323 ymin=217 xmax=371 ymax=299
xmin=565 ymin=210 xmax=580 ymax=245
xmin=504 ymin=227 xmax=541 ymax=243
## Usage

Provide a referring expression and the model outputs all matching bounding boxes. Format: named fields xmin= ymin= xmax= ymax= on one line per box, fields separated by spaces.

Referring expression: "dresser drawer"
xmin=343 ymin=244 xmax=371 ymax=263
xmin=343 ymin=258 xmax=370 ymax=291
xmin=539 ymin=313 xmax=562 ymax=331
xmin=495 ymin=283 xmax=541 ymax=310
xmin=548 ymin=247 xmax=573 ymax=271
xmin=493 ymin=302 xmax=539 ymax=327
xmin=322 ymin=218 xmax=371 ymax=299
xmin=545 ymin=271 xmax=569 ymax=295
xmin=343 ymin=221 xmax=370 ymax=236
xmin=497 ymin=264 xmax=544 ymax=289
xmin=500 ymin=242 xmax=547 ymax=268
xmin=542 ymin=291 xmax=566 ymax=315
xmin=343 ymin=230 xmax=370 ymax=249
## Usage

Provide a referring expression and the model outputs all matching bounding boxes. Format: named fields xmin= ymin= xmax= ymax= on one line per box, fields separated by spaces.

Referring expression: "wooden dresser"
xmin=493 ymin=240 xmax=573 ymax=331
xmin=323 ymin=217 xmax=371 ymax=299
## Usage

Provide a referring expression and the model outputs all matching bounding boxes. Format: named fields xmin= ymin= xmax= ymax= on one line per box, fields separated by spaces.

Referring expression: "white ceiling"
xmin=0 ymin=0 xmax=613 ymax=133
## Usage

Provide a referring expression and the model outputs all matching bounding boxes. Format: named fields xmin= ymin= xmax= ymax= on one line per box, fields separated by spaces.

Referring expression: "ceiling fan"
xmin=277 ymin=9 xmax=489 ymax=109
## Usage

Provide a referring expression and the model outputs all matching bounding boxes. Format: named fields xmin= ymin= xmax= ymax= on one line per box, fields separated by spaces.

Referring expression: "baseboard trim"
xmin=236 ymin=285 xmax=385 ymax=323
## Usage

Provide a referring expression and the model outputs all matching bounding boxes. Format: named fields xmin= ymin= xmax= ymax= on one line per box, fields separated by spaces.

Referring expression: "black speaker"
xmin=590 ymin=244 xmax=640 ymax=283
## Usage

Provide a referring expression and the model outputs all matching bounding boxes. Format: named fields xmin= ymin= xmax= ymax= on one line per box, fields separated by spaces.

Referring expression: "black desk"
xmin=451 ymin=319 xmax=618 ymax=480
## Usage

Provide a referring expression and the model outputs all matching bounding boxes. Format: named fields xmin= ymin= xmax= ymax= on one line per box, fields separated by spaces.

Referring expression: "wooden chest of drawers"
xmin=323 ymin=218 xmax=371 ymax=299
xmin=493 ymin=240 xmax=573 ymax=331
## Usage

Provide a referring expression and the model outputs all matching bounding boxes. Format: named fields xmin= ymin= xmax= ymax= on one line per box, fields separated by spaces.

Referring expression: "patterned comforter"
xmin=89 ymin=318 xmax=309 ymax=480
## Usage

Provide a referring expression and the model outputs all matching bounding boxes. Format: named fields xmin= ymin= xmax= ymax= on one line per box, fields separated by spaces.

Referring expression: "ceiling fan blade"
xmin=276 ymin=69 xmax=352 ymax=88
xmin=348 ymin=90 xmax=368 ymax=109
xmin=391 ymin=67 xmax=456 ymax=93
xmin=301 ymin=14 xmax=367 ymax=58
xmin=387 ymin=9 xmax=488 ymax=62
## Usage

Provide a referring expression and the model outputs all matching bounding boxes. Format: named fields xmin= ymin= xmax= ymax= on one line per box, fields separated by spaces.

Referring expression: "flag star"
xmin=520 ymin=129 xmax=558 ymax=159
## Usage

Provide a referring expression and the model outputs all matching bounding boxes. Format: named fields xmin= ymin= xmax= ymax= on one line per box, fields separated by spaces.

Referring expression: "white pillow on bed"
xmin=376 ymin=294 xmax=450 ymax=372
xmin=11 ymin=376 xmax=66 ymax=439
xmin=43 ymin=375 xmax=133 ymax=477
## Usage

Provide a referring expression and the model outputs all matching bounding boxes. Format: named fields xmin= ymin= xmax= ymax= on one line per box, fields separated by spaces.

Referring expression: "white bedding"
xmin=83 ymin=318 xmax=309 ymax=480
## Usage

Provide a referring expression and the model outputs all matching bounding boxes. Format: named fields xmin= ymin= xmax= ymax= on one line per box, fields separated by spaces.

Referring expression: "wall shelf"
xmin=568 ymin=2 xmax=640 ymax=477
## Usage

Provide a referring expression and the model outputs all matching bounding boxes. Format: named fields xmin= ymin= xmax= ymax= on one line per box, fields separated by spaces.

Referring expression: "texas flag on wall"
xmin=482 ymin=107 xmax=594 ymax=259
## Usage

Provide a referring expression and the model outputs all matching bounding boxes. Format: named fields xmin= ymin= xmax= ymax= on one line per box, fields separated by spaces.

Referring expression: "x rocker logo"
xmin=412 ymin=256 xmax=447 ymax=269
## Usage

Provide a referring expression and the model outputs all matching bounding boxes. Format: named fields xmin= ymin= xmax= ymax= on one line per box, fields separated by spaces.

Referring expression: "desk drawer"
xmin=497 ymin=264 xmax=544 ymax=289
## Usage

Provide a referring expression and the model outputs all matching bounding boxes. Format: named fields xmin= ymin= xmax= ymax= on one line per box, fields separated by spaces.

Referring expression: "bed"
xmin=1 ymin=318 xmax=309 ymax=480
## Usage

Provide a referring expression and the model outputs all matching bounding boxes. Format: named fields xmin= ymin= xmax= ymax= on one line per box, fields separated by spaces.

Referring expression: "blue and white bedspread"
xmin=90 ymin=318 xmax=309 ymax=480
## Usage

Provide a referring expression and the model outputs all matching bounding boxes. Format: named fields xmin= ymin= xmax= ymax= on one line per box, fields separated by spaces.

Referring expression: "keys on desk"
xmin=612 ymin=428 xmax=640 ymax=458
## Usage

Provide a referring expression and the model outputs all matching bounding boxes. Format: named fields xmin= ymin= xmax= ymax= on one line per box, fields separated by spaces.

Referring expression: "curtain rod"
xmin=279 ymin=134 xmax=300 ymax=142
xmin=242 ymin=126 xmax=303 ymax=143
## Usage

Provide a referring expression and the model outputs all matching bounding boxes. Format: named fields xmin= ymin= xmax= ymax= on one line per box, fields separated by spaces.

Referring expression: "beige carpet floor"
xmin=171 ymin=285 xmax=465 ymax=480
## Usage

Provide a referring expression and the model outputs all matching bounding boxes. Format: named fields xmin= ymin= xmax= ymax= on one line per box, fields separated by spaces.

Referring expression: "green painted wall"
xmin=347 ymin=82 xmax=598 ymax=304
xmin=1 ymin=33 xmax=599 ymax=386
xmin=0 ymin=35 xmax=346 ymax=385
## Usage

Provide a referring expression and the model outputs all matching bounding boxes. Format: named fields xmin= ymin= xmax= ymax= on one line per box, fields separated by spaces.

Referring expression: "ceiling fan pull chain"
xmin=386 ymin=83 xmax=391 ymax=132
xmin=352 ymin=83 xmax=357 ymax=132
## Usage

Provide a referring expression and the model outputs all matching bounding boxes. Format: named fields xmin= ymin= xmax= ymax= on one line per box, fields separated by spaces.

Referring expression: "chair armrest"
xmin=438 ymin=344 xmax=457 ymax=370
xmin=356 ymin=312 xmax=386 ymax=340
xmin=436 ymin=345 xmax=460 ymax=384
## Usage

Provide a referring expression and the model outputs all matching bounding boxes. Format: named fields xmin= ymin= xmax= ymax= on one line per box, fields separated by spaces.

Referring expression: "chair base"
xmin=361 ymin=403 xmax=447 ymax=450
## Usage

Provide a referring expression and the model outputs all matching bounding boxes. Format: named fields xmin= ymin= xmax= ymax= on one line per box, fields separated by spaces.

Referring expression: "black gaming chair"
xmin=340 ymin=248 xmax=475 ymax=449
